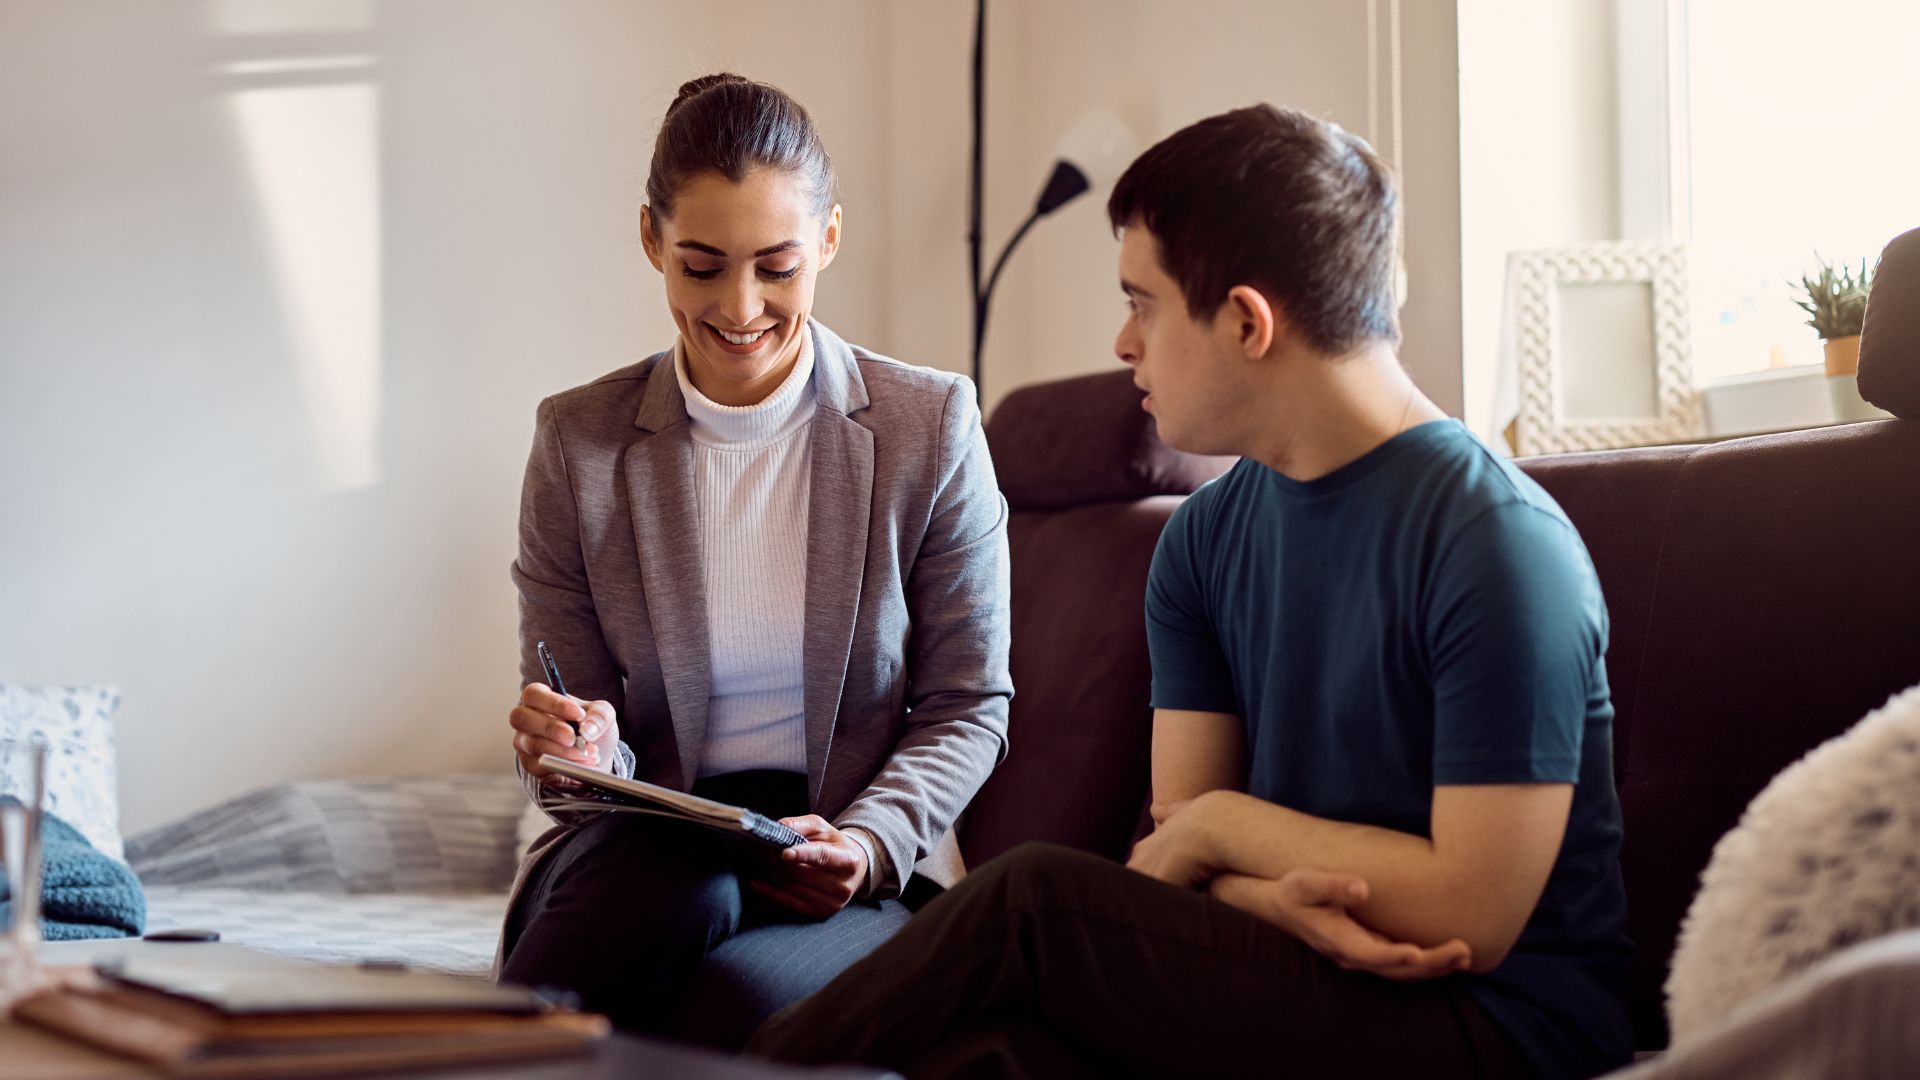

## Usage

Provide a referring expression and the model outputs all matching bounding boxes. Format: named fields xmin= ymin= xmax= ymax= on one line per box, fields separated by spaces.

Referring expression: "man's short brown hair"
xmin=1108 ymin=104 xmax=1400 ymax=354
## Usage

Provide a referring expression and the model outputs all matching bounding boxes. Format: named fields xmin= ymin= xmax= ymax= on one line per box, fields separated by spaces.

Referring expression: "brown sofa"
xmin=958 ymin=227 xmax=1920 ymax=1051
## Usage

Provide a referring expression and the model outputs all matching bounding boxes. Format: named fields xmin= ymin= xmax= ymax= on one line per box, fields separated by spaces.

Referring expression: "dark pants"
xmin=499 ymin=770 xmax=912 ymax=1049
xmin=748 ymin=843 xmax=1530 ymax=1079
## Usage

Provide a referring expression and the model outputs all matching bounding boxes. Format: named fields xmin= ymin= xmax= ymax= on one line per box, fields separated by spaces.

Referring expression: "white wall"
xmin=969 ymin=0 xmax=1465 ymax=416
xmin=0 ymin=0 xmax=892 ymax=832
xmin=2 ymin=0 xmax=1471 ymax=835
xmin=1457 ymin=0 xmax=1623 ymax=436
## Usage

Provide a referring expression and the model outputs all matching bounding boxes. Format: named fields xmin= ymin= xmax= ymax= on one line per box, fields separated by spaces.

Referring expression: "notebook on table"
xmin=10 ymin=953 xmax=607 ymax=1079
xmin=535 ymin=755 xmax=806 ymax=850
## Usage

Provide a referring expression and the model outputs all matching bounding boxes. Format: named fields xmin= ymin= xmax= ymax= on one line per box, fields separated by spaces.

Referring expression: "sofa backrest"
xmin=961 ymin=371 xmax=1230 ymax=866
xmin=1519 ymin=229 xmax=1920 ymax=1048
xmin=1521 ymin=417 xmax=1920 ymax=1047
xmin=969 ymin=332 xmax=1920 ymax=1051
xmin=1860 ymin=226 xmax=1920 ymax=417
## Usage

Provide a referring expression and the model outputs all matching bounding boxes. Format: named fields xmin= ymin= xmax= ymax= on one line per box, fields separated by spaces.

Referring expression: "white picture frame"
xmin=1508 ymin=241 xmax=1700 ymax=455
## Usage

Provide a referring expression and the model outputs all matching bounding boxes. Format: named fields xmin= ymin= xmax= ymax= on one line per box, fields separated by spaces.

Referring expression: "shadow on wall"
xmin=1 ymin=0 xmax=495 ymax=831
xmin=211 ymin=0 xmax=385 ymax=492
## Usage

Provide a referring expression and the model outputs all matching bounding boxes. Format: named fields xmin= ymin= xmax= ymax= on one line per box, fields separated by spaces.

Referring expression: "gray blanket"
xmin=1611 ymin=929 xmax=1920 ymax=1079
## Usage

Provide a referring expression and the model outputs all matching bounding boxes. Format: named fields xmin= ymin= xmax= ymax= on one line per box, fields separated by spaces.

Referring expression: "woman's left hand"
xmin=748 ymin=815 xmax=869 ymax=920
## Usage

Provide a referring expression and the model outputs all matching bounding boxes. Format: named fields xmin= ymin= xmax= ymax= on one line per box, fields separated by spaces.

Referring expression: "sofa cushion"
xmin=137 ymin=886 xmax=508 ymax=977
xmin=1859 ymin=226 xmax=1920 ymax=419
xmin=958 ymin=498 xmax=1188 ymax=868
xmin=986 ymin=370 xmax=1233 ymax=511
xmin=0 ymin=684 xmax=125 ymax=861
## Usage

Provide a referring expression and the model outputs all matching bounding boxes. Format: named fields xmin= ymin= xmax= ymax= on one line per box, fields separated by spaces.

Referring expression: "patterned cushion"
xmin=0 ymin=684 xmax=124 ymax=861
xmin=126 ymin=774 xmax=528 ymax=895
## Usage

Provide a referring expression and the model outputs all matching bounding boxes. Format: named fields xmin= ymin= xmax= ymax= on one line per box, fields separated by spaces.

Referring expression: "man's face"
xmin=1113 ymin=226 xmax=1239 ymax=456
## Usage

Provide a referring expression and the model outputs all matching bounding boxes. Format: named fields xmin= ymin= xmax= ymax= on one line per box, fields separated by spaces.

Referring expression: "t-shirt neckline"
xmin=1259 ymin=418 xmax=1461 ymax=498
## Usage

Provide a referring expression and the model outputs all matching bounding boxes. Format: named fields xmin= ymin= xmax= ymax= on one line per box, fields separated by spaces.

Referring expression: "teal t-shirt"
xmin=1147 ymin=420 xmax=1633 ymax=1079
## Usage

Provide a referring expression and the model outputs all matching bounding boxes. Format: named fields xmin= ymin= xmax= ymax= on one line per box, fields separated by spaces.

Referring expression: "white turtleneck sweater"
xmin=675 ymin=332 xmax=816 ymax=779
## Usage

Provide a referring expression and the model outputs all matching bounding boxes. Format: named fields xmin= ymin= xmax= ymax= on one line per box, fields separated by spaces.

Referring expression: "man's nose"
xmin=1115 ymin=323 xmax=1141 ymax=367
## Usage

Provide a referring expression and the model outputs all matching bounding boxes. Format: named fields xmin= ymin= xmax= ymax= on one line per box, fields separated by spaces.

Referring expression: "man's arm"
xmin=1149 ymin=709 xmax=1245 ymax=813
xmin=1130 ymin=781 xmax=1571 ymax=972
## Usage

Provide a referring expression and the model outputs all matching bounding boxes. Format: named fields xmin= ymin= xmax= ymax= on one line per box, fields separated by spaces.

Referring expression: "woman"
xmin=496 ymin=74 xmax=1011 ymax=1046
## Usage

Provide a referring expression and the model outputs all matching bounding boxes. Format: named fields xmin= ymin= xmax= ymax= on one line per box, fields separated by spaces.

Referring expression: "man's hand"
xmin=1210 ymin=870 xmax=1472 ymax=981
xmin=1126 ymin=793 xmax=1224 ymax=888
xmin=748 ymin=816 xmax=869 ymax=920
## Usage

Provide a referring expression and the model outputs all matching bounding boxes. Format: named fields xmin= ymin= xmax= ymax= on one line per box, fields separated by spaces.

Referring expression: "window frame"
xmin=1614 ymin=0 xmax=1691 ymax=244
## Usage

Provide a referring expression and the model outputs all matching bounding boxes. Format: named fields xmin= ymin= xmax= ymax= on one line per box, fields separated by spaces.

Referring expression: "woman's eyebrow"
xmin=672 ymin=239 xmax=804 ymax=258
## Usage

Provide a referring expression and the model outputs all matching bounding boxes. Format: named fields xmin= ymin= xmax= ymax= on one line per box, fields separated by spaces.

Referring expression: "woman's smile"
xmin=705 ymin=319 xmax=780 ymax=355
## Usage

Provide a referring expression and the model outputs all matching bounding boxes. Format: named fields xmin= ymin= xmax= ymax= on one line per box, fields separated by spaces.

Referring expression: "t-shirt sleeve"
xmin=1427 ymin=502 xmax=1606 ymax=785
xmin=1146 ymin=500 xmax=1240 ymax=714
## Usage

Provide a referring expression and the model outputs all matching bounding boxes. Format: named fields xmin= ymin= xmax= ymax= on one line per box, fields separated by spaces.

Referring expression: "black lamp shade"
xmin=1033 ymin=159 xmax=1091 ymax=216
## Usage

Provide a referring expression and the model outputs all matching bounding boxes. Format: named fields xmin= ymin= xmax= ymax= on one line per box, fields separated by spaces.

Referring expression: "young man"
xmin=749 ymin=105 xmax=1633 ymax=1079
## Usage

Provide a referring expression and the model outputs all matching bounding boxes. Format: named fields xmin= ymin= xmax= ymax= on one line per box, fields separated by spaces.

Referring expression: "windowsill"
xmin=1698 ymin=363 xmax=1837 ymax=439
xmin=1699 ymin=362 xmax=1825 ymax=388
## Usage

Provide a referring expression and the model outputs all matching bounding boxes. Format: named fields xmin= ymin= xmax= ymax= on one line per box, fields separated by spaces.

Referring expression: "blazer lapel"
xmin=625 ymin=351 xmax=711 ymax=789
xmin=803 ymin=324 xmax=874 ymax=806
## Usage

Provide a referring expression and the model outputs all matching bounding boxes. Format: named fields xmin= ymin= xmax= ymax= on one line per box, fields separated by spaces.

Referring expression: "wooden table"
xmin=4 ymin=940 xmax=893 ymax=1080
xmin=0 ymin=1021 xmax=894 ymax=1080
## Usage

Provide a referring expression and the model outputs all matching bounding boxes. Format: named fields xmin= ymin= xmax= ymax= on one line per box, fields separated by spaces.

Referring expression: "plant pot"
xmin=1822 ymin=335 xmax=1862 ymax=377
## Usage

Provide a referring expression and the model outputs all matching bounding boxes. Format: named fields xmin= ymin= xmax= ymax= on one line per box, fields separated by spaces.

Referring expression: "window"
xmin=1678 ymin=0 xmax=1920 ymax=381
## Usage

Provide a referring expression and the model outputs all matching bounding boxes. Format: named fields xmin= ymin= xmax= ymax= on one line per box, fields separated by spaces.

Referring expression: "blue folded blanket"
xmin=0 ymin=797 xmax=145 ymax=940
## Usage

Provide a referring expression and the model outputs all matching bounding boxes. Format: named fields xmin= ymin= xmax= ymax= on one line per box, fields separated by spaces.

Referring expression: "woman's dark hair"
xmin=646 ymin=73 xmax=837 ymax=233
xmin=1108 ymin=104 xmax=1400 ymax=354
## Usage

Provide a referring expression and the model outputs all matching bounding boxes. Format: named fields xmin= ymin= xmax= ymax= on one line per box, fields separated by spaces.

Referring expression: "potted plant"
xmin=1792 ymin=256 xmax=1873 ymax=376
xmin=1793 ymin=255 xmax=1889 ymax=421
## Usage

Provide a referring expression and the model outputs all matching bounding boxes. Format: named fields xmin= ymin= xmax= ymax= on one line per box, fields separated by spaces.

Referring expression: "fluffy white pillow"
xmin=1666 ymin=682 xmax=1920 ymax=1042
xmin=0 ymin=684 xmax=125 ymax=861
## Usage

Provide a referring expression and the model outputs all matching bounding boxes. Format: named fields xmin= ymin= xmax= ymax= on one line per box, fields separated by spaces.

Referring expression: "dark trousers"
xmin=499 ymin=770 xmax=912 ymax=1049
xmin=748 ymin=843 xmax=1530 ymax=1079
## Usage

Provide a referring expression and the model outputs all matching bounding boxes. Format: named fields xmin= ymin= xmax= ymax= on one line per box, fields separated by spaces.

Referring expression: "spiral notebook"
xmin=535 ymin=755 xmax=805 ymax=850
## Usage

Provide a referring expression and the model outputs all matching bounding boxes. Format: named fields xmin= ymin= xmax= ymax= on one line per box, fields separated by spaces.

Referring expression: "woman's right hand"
xmin=511 ymin=682 xmax=620 ymax=779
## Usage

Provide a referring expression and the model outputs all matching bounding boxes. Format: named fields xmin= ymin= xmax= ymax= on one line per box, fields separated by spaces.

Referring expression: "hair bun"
xmin=668 ymin=73 xmax=751 ymax=117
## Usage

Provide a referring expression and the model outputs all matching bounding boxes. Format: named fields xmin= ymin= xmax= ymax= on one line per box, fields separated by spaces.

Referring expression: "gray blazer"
xmin=506 ymin=322 xmax=1011 ymax=910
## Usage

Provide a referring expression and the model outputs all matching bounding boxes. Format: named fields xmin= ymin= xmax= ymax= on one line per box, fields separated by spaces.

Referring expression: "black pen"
xmin=535 ymin=640 xmax=587 ymax=750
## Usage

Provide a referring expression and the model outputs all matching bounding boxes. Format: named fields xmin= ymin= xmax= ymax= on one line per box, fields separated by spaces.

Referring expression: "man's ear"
xmin=1223 ymin=284 xmax=1277 ymax=359
xmin=639 ymin=206 xmax=665 ymax=273
xmin=816 ymin=204 xmax=843 ymax=272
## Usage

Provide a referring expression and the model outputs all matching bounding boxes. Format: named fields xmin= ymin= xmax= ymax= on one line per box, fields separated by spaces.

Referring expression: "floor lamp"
xmin=968 ymin=0 xmax=1134 ymax=403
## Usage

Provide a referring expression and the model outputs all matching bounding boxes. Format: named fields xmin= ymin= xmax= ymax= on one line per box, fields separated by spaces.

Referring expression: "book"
xmin=11 ymin=961 xmax=607 ymax=1079
xmin=535 ymin=755 xmax=805 ymax=850
xmin=94 ymin=954 xmax=554 ymax=1014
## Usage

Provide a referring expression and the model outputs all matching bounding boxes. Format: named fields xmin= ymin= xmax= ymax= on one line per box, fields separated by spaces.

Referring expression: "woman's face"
xmin=642 ymin=169 xmax=840 ymax=407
